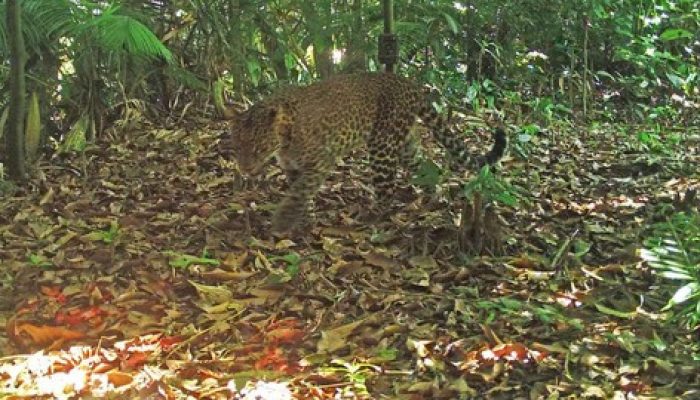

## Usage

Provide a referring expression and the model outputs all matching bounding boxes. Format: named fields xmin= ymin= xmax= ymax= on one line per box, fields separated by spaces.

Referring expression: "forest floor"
xmin=0 ymin=120 xmax=698 ymax=399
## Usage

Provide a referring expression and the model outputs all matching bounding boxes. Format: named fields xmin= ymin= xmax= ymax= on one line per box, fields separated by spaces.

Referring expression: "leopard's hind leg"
xmin=364 ymin=112 xmax=416 ymax=219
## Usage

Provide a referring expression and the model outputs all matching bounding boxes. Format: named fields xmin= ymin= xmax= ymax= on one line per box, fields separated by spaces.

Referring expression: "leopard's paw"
xmin=271 ymin=207 xmax=312 ymax=236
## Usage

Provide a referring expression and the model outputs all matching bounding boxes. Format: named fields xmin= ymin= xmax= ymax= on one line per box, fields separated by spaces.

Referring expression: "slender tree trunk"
xmin=344 ymin=0 xmax=367 ymax=72
xmin=229 ymin=0 xmax=248 ymax=91
xmin=5 ymin=0 xmax=27 ymax=181
xmin=300 ymin=1 xmax=334 ymax=79
xmin=257 ymin=10 xmax=289 ymax=80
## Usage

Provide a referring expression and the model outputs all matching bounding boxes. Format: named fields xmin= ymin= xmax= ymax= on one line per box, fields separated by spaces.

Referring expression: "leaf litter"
xmin=0 ymin=121 xmax=698 ymax=399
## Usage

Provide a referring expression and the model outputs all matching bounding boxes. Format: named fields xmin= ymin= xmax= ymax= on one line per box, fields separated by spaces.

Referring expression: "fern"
xmin=641 ymin=211 xmax=700 ymax=329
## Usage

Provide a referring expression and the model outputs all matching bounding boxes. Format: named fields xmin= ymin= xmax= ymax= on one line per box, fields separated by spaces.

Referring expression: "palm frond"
xmin=0 ymin=0 xmax=76 ymax=60
xmin=21 ymin=0 xmax=75 ymax=38
xmin=75 ymin=9 xmax=173 ymax=63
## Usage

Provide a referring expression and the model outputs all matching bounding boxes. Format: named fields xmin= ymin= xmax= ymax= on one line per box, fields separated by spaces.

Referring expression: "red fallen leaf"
xmin=491 ymin=343 xmax=530 ymax=361
xmin=231 ymin=343 xmax=265 ymax=356
xmin=267 ymin=328 xmax=306 ymax=345
xmin=255 ymin=346 xmax=300 ymax=373
xmin=55 ymin=306 xmax=107 ymax=326
xmin=176 ymin=365 xmax=227 ymax=380
xmin=15 ymin=323 xmax=85 ymax=346
xmin=158 ymin=335 xmax=183 ymax=351
xmin=620 ymin=378 xmax=649 ymax=394
xmin=41 ymin=286 xmax=68 ymax=304
xmin=123 ymin=352 xmax=150 ymax=369
xmin=268 ymin=317 xmax=302 ymax=330
xmin=115 ymin=334 xmax=165 ymax=354
xmin=465 ymin=342 xmax=547 ymax=367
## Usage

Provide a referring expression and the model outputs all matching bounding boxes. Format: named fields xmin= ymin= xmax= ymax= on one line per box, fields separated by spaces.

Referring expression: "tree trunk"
xmin=343 ymin=0 xmax=367 ymax=72
xmin=5 ymin=0 xmax=27 ymax=181
xmin=229 ymin=0 xmax=248 ymax=91
xmin=300 ymin=1 xmax=334 ymax=79
xmin=257 ymin=10 xmax=289 ymax=80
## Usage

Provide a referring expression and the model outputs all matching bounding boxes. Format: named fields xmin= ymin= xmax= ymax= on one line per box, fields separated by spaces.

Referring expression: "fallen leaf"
xmin=107 ymin=371 xmax=134 ymax=387
xmin=15 ymin=323 xmax=85 ymax=346
xmin=188 ymin=280 xmax=233 ymax=305
xmin=364 ymin=252 xmax=401 ymax=270
xmin=317 ymin=317 xmax=370 ymax=353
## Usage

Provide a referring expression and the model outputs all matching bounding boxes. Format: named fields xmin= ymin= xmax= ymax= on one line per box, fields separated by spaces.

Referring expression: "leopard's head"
xmin=226 ymin=104 xmax=290 ymax=175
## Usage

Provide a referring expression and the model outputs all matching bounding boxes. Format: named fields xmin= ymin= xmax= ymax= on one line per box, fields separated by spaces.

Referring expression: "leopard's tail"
xmin=422 ymin=108 xmax=507 ymax=171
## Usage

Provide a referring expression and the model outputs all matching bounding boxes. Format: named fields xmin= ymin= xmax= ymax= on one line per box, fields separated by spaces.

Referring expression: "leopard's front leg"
xmin=271 ymin=168 xmax=328 ymax=234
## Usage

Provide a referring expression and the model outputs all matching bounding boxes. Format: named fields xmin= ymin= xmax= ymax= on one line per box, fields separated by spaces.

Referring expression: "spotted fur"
xmin=223 ymin=72 xmax=507 ymax=233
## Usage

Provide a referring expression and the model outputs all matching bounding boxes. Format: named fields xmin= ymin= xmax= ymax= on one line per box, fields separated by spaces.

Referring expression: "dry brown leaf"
xmin=199 ymin=268 xmax=257 ymax=282
xmin=267 ymin=327 xmax=306 ymax=344
xmin=364 ymin=252 xmax=401 ymax=270
xmin=188 ymin=280 xmax=233 ymax=304
xmin=317 ymin=317 xmax=371 ymax=353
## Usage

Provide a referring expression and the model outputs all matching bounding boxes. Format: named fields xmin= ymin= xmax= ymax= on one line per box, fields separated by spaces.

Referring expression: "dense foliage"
xmin=0 ymin=0 xmax=697 ymax=136
xmin=0 ymin=1 xmax=698 ymax=398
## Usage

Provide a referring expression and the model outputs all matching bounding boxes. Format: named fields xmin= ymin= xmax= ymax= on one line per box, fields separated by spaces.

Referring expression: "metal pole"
xmin=383 ymin=0 xmax=394 ymax=36
xmin=379 ymin=0 xmax=398 ymax=73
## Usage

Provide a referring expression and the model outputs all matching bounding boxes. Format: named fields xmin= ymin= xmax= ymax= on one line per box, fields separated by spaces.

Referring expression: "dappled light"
xmin=1 ymin=0 xmax=699 ymax=398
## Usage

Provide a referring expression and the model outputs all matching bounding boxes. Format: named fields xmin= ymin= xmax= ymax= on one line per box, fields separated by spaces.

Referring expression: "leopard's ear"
xmin=270 ymin=105 xmax=294 ymax=134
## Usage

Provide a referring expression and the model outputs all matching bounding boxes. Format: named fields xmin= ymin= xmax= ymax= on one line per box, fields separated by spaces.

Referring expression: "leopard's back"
xmin=282 ymin=73 xmax=426 ymax=161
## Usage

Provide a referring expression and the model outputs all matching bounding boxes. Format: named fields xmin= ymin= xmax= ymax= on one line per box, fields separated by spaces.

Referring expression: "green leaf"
xmin=495 ymin=191 xmax=518 ymax=207
xmin=246 ymin=60 xmax=262 ymax=86
xmin=285 ymin=53 xmax=298 ymax=71
xmin=659 ymin=271 xmax=692 ymax=280
xmin=79 ymin=13 xmax=173 ymax=62
xmin=666 ymin=72 xmax=684 ymax=88
xmin=271 ymin=252 xmax=302 ymax=277
xmin=411 ymin=159 xmax=443 ymax=188
xmin=595 ymin=303 xmax=636 ymax=319
xmin=374 ymin=347 xmax=398 ymax=362
xmin=25 ymin=92 xmax=42 ymax=161
xmin=60 ymin=115 xmax=88 ymax=153
xmin=499 ymin=297 xmax=523 ymax=310
xmin=572 ymin=239 xmax=592 ymax=258
xmin=663 ymin=283 xmax=700 ymax=310
xmin=660 ymin=28 xmax=693 ymax=41
xmin=442 ymin=12 xmax=460 ymax=34
xmin=0 ymin=107 xmax=8 ymax=142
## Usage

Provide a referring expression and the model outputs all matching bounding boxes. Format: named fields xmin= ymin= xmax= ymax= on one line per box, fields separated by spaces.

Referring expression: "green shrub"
xmin=641 ymin=211 xmax=700 ymax=329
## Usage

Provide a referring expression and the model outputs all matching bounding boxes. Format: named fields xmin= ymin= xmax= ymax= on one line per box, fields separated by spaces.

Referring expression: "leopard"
xmin=219 ymin=72 xmax=507 ymax=234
